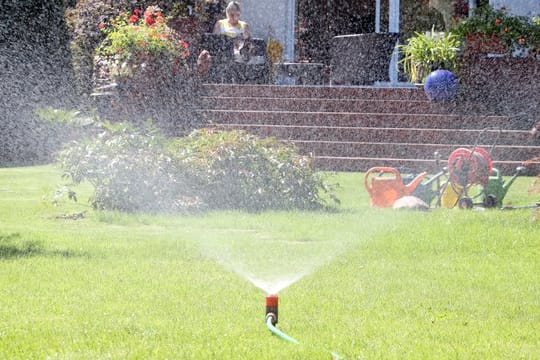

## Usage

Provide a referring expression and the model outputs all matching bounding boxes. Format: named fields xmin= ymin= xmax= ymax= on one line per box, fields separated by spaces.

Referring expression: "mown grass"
xmin=0 ymin=165 xmax=538 ymax=359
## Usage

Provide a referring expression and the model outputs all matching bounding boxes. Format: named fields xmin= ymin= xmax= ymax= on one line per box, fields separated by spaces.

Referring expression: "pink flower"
xmin=133 ymin=9 xmax=142 ymax=16
xmin=145 ymin=16 xmax=155 ymax=26
xmin=518 ymin=37 xmax=526 ymax=44
xmin=495 ymin=18 xmax=502 ymax=24
xmin=98 ymin=22 xmax=106 ymax=29
xmin=129 ymin=15 xmax=139 ymax=24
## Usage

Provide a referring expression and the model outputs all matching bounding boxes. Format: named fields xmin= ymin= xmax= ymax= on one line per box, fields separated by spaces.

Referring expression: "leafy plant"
xmin=170 ymin=129 xmax=338 ymax=211
xmin=57 ymin=123 xmax=201 ymax=213
xmin=57 ymin=126 xmax=338 ymax=213
xmin=451 ymin=5 xmax=540 ymax=51
xmin=65 ymin=0 xmax=124 ymax=97
xmin=399 ymin=29 xmax=461 ymax=83
xmin=97 ymin=6 xmax=190 ymax=78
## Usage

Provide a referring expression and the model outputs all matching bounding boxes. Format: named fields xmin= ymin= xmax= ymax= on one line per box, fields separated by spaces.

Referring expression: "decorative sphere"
xmin=424 ymin=70 xmax=459 ymax=101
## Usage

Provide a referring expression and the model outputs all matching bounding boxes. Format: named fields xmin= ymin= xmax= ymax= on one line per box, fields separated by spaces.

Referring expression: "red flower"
xmin=518 ymin=37 xmax=526 ymax=44
xmin=133 ymin=9 xmax=142 ymax=16
xmin=179 ymin=39 xmax=189 ymax=49
xmin=129 ymin=15 xmax=139 ymax=24
xmin=145 ymin=16 xmax=155 ymax=26
xmin=495 ymin=18 xmax=502 ymax=24
xmin=98 ymin=22 xmax=106 ymax=29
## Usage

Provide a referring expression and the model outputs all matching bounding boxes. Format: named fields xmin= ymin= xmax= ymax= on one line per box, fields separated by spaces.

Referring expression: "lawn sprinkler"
xmin=364 ymin=167 xmax=427 ymax=207
xmin=264 ymin=294 xmax=299 ymax=344
xmin=265 ymin=294 xmax=279 ymax=326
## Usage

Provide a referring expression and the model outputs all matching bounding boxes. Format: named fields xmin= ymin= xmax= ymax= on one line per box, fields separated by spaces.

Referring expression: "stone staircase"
xmin=199 ymin=84 xmax=540 ymax=175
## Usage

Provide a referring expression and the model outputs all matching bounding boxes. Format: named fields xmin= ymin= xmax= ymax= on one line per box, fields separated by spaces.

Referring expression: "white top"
xmin=214 ymin=19 xmax=250 ymax=62
xmin=215 ymin=19 xmax=249 ymax=39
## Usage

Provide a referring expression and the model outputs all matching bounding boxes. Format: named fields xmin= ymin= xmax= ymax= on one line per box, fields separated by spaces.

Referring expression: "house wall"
xmin=240 ymin=0 xmax=295 ymax=61
xmin=490 ymin=0 xmax=540 ymax=17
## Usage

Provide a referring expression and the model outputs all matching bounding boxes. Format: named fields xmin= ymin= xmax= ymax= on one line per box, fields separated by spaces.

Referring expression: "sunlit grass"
xmin=0 ymin=165 xmax=538 ymax=359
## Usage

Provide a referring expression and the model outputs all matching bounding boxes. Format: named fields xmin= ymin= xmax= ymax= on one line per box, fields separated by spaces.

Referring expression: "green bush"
xmin=57 ymin=126 xmax=337 ymax=213
xmin=57 ymin=123 xmax=201 ymax=212
xmin=171 ymin=129 xmax=338 ymax=211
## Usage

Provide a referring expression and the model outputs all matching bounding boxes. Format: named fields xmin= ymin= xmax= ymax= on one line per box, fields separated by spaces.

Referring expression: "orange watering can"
xmin=364 ymin=167 xmax=427 ymax=207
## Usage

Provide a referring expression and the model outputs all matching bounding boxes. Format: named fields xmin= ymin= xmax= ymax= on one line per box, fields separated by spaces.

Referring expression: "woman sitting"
xmin=213 ymin=1 xmax=251 ymax=63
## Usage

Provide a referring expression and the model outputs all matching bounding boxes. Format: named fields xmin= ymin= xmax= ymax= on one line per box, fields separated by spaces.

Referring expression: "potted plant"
xmin=451 ymin=5 xmax=540 ymax=57
xmin=94 ymin=6 xmax=195 ymax=131
xmin=97 ymin=6 xmax=190 ymax=85
xmin=399 ymin=29 xmax=461 ymax=84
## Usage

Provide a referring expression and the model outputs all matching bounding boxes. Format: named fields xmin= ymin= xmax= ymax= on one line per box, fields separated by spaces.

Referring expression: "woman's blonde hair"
xmin=226 ymin=1 xmax=241 ymax=14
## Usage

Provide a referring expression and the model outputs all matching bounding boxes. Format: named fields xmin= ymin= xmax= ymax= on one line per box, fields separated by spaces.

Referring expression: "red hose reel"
xmin=447 ymin=147 xmax=493 ymax=186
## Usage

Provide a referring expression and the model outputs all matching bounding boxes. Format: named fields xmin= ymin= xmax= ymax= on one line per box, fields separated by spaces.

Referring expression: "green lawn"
xmin=0 ymin=165 xmax=538 ymax=359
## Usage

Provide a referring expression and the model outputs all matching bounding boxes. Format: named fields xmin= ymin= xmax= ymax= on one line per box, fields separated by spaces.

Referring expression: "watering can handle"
xmin=364 ymin=167 xmax=401 ymax=194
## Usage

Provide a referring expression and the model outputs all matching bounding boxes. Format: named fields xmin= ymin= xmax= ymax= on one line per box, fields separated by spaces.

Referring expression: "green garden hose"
xmin=265 ymin=315 xmax=344 ymax=359
xmin=265 ymin=315 xmax=299 ymax=344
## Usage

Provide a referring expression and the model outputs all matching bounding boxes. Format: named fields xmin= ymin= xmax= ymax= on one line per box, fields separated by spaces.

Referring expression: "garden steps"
xmin=291 ymin=141 xmax=540 ymax=163
xmin=203 ymin=84 xmax=428 ymax=100
xmin=201 ymin=84 xmax=540 ymax=175
xmin=201 ymin=96 xmax=497 ymax=115
xmin=212 ymin=124 xmax=536 ymax=146
xmin=201 ymin=110 xmax=517 ymax=130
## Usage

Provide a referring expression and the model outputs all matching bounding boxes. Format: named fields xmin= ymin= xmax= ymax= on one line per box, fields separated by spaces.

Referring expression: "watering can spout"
xmin=501 ymin=166 xmax=525 ymax=196
xmin=404 ymin=172 xmax=428 ymax=195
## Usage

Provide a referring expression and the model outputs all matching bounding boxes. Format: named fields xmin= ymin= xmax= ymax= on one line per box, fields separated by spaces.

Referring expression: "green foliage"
xmin=451 ymin=5 xmax=540 ymax=50
xmin=65 ymin=0 xmax=123 ymax=97
xmin=171 ymin=129 xmax=338 ymax=211
xmin=97 ymin=7 xmax=189 ymax=77
xmin=56 ymin=126 xmax=336 ymax=212
xmin=399 ymin=29 xmax=461 ymax=83
xmin=57 ymin=123 xmax=201 ymax=212
xmin=35 ymin=107 xmax=96 ymax=127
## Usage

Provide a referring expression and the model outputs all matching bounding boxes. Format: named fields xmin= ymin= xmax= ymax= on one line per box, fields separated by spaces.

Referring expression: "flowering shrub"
xmin=451 ymin=5 xmax=540 ymax=52
xmin=97 ymin=6 xmax=190 ymax=78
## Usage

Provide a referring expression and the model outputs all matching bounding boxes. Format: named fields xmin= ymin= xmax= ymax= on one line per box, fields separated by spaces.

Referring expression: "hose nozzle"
xmin=265 ymin=294 xmax=279 ymax=325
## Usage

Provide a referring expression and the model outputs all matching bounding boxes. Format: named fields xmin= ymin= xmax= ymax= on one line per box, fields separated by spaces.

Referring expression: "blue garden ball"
xmin=424 ymin=70 xmax=459 ymax=101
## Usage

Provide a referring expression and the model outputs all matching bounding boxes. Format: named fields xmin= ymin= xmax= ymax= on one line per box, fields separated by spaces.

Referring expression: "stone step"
xmin=201 ymin=110 xmax=525 ymax=130
xmin=213 ymin=124 xmax=537 ymax=146
xmin=201 ymin=96 xmax=496 ymax=115
xmin=200 ymin=84 xmax=538 ymax=175
xmin=312 ymin=156 xmax=540 ymax=175
xmin=203 ymin=83 xmax=428 ymax=100
xmin=292 ymin=141 xmax=540 ymax=162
